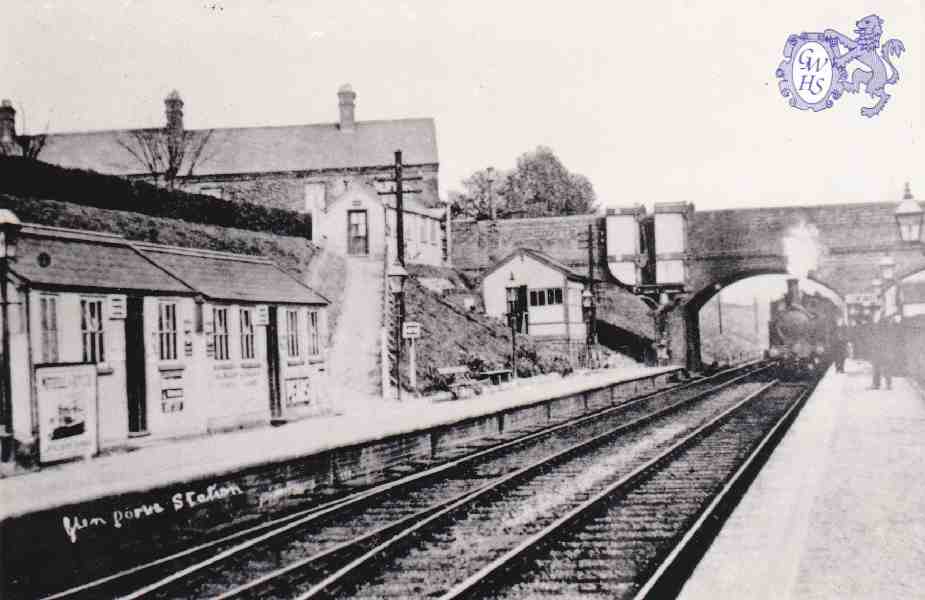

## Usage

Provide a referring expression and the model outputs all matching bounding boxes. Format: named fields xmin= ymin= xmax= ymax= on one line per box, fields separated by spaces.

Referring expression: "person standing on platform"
xmin=832 ymin=320 xmax=849 ymax=373
xmin=871 ymin=315 xmax=900 ymax=390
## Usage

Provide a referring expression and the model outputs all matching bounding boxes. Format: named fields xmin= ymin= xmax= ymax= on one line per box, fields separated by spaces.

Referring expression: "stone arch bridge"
xmin=451 ymin=196 xmax=925 ymax=370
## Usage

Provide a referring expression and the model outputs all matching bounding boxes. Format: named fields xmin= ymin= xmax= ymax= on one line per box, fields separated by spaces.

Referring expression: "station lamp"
xmin=387 ymin=262 xmax=409 ymax=402
xmin=506 ymin=272 xmax=520 ymax=379
xmin=0 ymin=208 xmax=21 ymax=463
xmin=581 ymin=288 xmax=596 ymax=367
xmin=894 ymin=182 xmax=923 ymax=245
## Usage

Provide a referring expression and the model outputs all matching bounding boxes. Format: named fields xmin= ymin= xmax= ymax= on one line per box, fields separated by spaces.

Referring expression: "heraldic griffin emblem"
xmin=777 ymin=14 xmax=905 ymax=117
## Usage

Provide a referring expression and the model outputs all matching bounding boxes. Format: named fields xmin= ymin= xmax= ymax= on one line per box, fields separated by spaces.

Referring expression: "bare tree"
xmin=117 ymin=128 xmax=216 ymax=190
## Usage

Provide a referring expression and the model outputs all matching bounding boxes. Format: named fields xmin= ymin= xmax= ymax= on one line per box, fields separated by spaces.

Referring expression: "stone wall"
xmin=451 ymin=214 xmax=602 ymax=277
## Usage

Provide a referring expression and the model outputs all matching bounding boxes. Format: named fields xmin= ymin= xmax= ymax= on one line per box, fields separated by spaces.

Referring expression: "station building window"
xmin=158 ymin=301 xmax=178 ymax=361
xmin=80 ymin=298 xmax=105 ymax=364
xmin=240 ymin=307 xmax=255 ymax=360
xmin=212 ymin=307 xmax=230 ymax=361
xmin=528 ymin=288 xmax=563 ymax=307
xmin=308 ymin=310 xmax=320 ymax=356
xmin=286 ymin=309 xmax=302 ymax=358
xmin=39 ymin=295 xmax=59 ymax=363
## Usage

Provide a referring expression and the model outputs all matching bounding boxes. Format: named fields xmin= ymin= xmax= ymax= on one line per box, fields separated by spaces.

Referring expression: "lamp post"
xmin=0 ymin=209 xmax=22 ymax=463
xmin=894 ymin=182 xmax=923 ymax=246
xmin=581 ymin=288 xmax=596 ymax=368
xmin=387 ymin=262 xmax=408 ymax=402
xmin=506 ymin=272 xmax=520 ymax=380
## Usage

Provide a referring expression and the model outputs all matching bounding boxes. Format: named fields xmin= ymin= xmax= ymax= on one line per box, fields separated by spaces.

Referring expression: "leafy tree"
xmin=450 ymin=146 xmax=597 ymax=220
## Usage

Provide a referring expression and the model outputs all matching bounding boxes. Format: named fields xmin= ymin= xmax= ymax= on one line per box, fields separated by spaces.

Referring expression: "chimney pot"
xmin=337 ymin=84 xmax=356 ymax=132
xmin=0 ymin=99 xmax=16 ymax=146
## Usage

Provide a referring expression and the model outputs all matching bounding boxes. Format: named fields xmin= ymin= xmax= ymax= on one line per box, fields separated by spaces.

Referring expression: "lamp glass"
xmin=506 ymin=286 xmax=517 ymax=303
xmin=581 ymin=289 xmax=593 ymax=308
xmin=387 ymin=263 xmax=408 ymax=294
xmin=895 ymin=200 xmax=923 ymax=243
xmin=880 ymin=263 xmax=895 ymax=281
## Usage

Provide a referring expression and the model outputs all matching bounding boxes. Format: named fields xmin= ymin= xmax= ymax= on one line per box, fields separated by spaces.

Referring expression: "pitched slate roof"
xmin=11 ymin=225 xmax=194 ymax=294
xmin=134 ymin=243 xmax=327 ymax=305
xmin=484 ymin=247 xmax=589 ymax=282
xmin=40 ymin=118 xmax=439 ymax=177
xmin=902 ymin=280 xmax=925 ymax=304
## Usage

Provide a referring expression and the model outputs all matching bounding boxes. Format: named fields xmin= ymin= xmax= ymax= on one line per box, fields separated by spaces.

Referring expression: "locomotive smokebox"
xmin=786 ymin=278 xmax=801 ymax=306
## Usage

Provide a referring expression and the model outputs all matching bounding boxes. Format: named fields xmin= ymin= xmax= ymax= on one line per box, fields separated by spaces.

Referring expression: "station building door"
xmin=347 ymin=210 xmax=369 ymax=255
xmin=266 ymin=306 xmax=283 ymax=422
xmin=125 ymin=296 xmax=147 ymax=435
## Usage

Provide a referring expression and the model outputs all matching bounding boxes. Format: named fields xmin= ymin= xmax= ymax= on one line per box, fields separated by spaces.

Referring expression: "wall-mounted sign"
xmin=255 ymin=305 xmax=269 ymax=326
xmin=36 ymin=364 xmax=98 ymax=464
xmin=108 ymin=295 xmax=127 ymax=320
xmin=402 ymin=321 xmax=421 ymax=339
xmin=845 ymin=293 xmax=879 ymax=306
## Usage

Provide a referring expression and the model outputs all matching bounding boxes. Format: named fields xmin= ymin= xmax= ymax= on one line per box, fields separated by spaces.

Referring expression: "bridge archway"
xmin=676 ymin=269 xmax=845 ymax=370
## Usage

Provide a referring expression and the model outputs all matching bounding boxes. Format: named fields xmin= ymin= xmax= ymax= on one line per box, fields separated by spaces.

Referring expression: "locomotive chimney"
xmin=786 ymin=278 xmax=801 ymax=306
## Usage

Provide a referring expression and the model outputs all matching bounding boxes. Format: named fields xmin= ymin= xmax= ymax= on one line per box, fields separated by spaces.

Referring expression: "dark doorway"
xmin=347 ymin=210 xmax=369 ymax=255
xmin=516 ymin=285 xmax=529 ymax=334
xmin=266 ymin=306 xmax=283 ymax=422
xmin=125 ymin=296 xmax=147 ymax=435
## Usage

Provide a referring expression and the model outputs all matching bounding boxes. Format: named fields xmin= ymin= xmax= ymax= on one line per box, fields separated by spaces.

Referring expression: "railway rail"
xmin=40 ymin=361 xmax=772 ymax=600
xmin=294 ymin=376 xmax=797 ymax=599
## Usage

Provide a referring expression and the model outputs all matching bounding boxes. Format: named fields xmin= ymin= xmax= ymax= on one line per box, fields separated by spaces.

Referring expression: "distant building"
xmin=3 ymin=223 xmax=329 ymax=462
xmin=482 ymin=248 xmax=590 ymax=359
xmin=5 ymin=85 xmax=448 ymax=265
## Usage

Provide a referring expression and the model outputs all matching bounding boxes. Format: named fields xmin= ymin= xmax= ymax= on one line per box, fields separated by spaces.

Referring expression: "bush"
xmin=0 ymin=158 xmax=311 ymax=238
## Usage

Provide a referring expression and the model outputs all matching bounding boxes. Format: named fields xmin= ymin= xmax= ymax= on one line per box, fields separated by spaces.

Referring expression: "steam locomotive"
xmin=766 ymin=278 xmax=840 ymax=378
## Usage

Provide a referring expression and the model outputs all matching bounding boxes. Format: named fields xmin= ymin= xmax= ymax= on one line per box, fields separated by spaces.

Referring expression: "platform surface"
xmin=680 ymin=360 xmax=925 ymax=600
xmin=0 ymin=365 xmax=679 ymax=520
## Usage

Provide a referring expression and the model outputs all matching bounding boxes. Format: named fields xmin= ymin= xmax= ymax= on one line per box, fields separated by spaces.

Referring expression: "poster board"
xmin=36 ymin=363 xmax=98 ymax=464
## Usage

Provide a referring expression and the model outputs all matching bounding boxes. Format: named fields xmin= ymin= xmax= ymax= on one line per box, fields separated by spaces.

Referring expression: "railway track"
xmin=101 ymin=364 xmax=773 ymax=599
xmin=295 ymin=377 xmax=792 ymax=599
xmin=41 ymin=362 xmax=767 ymax=600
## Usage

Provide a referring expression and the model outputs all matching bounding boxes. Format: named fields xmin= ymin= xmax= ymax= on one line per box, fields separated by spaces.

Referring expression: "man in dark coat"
xmin=872 ymin=315 xmax=902 ymax=390
xmin=832 ymin=321 xmax=849 ymax=373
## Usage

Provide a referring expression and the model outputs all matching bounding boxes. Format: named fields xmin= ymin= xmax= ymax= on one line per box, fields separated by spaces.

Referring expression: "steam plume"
xmin=782 ymin=222 xmax=820 ymax=280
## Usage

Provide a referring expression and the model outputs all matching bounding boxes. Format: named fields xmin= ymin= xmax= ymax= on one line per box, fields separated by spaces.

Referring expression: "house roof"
xmin=133 ymin=243 xmax=328 ymax=305
xmin=903 ymin=280 xmax=925 ymax=304
xmin=39 ymin=118 xmax=439 ymax=178
xmin=484 ymin=247 xmax=588 ymax=282
xmin=11 ymin=226 xmax=194 ymax=294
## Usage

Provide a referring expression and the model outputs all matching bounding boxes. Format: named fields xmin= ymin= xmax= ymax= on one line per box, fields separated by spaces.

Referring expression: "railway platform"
xmin=680 ymin=359 xmax=925 ymax=599
xmin=0 ymin=364 xmax=679 ymax=520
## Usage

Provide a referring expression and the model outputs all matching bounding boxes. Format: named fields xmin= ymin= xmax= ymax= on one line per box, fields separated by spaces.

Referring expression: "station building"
xmin=2 ymin=223 xmax=329 ymax=463
xmin=482 ymin=248 xmax=590 ymax=358
xmin=5 ymin=84 xmax=449 ymax=267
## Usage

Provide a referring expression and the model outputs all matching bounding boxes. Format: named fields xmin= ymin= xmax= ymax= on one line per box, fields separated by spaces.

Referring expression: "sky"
xmin=2 ymin=1 xmax=922 ymax=215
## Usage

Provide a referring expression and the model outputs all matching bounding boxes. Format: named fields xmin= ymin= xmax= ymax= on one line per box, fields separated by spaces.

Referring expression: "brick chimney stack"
xmin=164 ymin=90 xmax=184 ymax=170
xmin=337 ymin=84 xmax=356 ymax=132
xmin=0 ymin=100 xmax=16 ymax=149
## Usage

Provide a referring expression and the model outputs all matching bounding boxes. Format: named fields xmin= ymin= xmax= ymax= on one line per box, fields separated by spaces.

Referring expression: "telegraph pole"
xmin=377 ymin=151 xmax=422 ymax=399
xmin=717 ymin=291 xmax=724 ymax=335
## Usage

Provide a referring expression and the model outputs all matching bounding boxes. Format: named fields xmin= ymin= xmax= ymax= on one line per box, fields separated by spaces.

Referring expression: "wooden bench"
xmin=436 ymin=366 xmax=484 ymax=399
xmin=475 ymin=368 xmax=513 ymax=386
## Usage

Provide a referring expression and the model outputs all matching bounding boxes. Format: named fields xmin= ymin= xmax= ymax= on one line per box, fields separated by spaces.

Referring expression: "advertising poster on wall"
xmin=36 ymin=363 xmax=98 ymax=464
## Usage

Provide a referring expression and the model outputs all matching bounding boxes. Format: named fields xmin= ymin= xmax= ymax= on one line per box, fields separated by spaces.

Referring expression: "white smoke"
xmin=782 ymin=222 xmax=820 ymax=280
